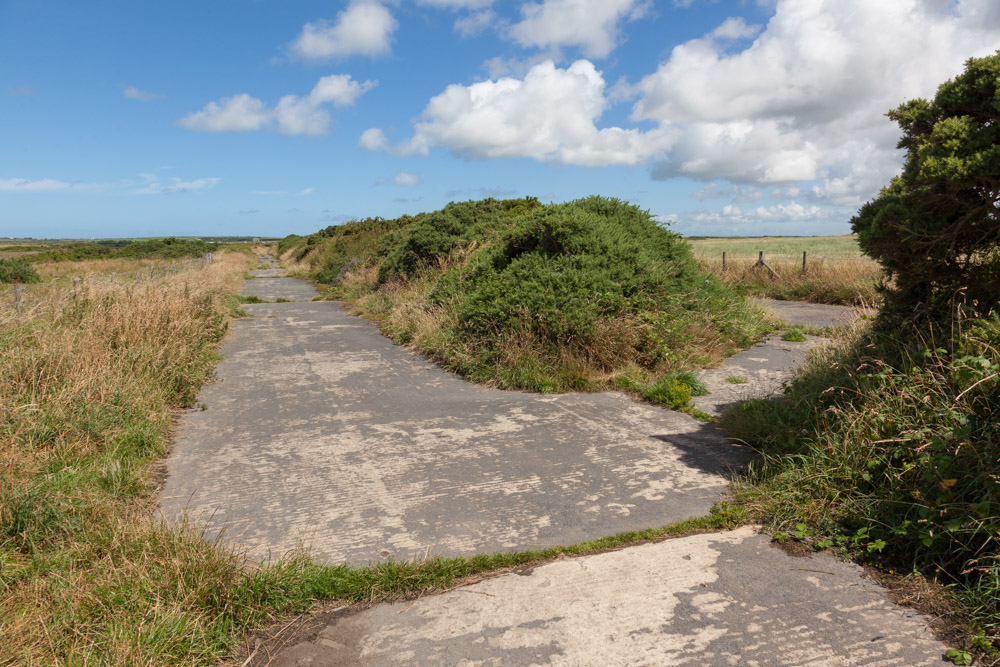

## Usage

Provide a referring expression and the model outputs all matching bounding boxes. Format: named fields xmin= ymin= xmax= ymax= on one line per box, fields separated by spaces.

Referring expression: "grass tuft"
xmin=781 ymin=325 xmax=808 ymax=342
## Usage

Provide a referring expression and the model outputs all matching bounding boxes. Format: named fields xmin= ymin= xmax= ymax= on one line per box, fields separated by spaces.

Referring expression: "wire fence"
xmin=0 ymin=253 xmax=214 ymax=319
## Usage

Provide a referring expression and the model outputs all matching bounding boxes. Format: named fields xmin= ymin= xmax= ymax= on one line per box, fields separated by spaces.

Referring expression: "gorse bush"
xmin=378 ymin=198 xmax=541 ymax=282
xmin=852 ymin=51 xmax=1000 ymax=322
xmin=0 ymin=257 xmax=41 ymax=283
xmin=281 ymin=196 xmax=769 ymax=394
xmin=435 ymin=198 xmax=722 ymax=355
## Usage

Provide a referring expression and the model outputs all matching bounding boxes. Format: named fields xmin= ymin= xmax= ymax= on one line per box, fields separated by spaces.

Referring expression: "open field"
xmin=688 ymin=235 xmax=882 ymax=305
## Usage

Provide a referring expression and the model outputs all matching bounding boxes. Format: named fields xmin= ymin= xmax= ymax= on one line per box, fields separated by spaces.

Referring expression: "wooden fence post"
xmin=73 ymin=277 xmax=81 ymax=291
xmin=802 ymin=251 xmax=807 ymax=272
xmin=752 ymin=251 xmax=781 ymax=280
xmin=722 ymin=252 xmax=726 ymax=271
xmin=134 ymin=271 xmax=140 ymax=284
xmin=15 ymin=283 xmax=24 ymax=318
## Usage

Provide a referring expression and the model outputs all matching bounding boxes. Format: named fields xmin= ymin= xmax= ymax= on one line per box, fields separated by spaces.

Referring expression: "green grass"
xmin=723 ymin=315 xmax=1000 ymax=656
xmin=726 ymin=376 xmax=749 ymax=384
xmin=688 ymin=235 xmax=864 ymax=258
xmin=26 ymin=237 xmax=215 ymax=264
xmin=781 ymin=326 xmax=808 ymax=342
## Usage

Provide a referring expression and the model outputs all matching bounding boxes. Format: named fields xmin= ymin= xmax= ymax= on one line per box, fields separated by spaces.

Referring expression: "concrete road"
xmin=241 ymin=266 xmax=318 ymax=302
xmin=754 ymin=297 xmax=866 ymax=329
xmin=267 ymin=528 xmax=948 ymax=666
xmin=161 ymin=278 xmax=813 ymax=564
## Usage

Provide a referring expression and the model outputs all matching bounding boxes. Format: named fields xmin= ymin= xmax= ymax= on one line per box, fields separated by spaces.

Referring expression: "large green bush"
xmin=852 ymin=51 xmax=1000 ymax=321
xmin=0 ymin=258 xmax=41 ymax=284
xmin=377 ymin=198 xmax=540 ymax=282
xmin=435 ymin=197 xmax=709 ymax=349
xmin=280 ymin=195 xmax=768 ymax=392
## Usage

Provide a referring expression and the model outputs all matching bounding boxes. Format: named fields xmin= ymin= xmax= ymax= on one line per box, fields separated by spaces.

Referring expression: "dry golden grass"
xmin=688 ymin=236 xmax=883 ymax=305
xmin=697 ymin=253 xmax=883 ymax=305
xmin=31 ymin=256 xmax=207 ymax=281
xmin=277 ymin=247 xmax=312 ymax=277
xmin=0 ymin=251 xmax=260 ymax=664
xmin=0 ymin=254 xmax=224 ymax=324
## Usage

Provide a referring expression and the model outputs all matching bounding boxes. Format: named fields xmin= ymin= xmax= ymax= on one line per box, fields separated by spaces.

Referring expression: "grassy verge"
xmin=722 ymin=315 xmax=1000 ymax=660
xmin=0 ymin=251 xmax=266 ymax=664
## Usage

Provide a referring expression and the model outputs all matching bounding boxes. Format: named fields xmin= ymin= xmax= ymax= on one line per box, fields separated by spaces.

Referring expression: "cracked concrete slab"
xmin=754 ymin=297 xmax=867 ymax=329
xmin=161 ymin=277 xmax=831 ymax=565
xmin=241 ymin=269 xmax=318 ymax=302
xmin=693 ymin=334 xmax=827 ymax=417
xmin=265 ymin=527 xmax=948 ymax=666
xmin=161 ymin=295 xmax=747 ymax=564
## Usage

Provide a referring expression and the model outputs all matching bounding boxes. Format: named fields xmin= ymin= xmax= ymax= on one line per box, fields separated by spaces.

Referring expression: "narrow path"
xmin=754 ymin=296 xmax=867 ymax=329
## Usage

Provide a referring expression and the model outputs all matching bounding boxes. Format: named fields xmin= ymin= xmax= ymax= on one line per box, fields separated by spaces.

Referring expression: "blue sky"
xmin=1 ymin=0 xmax=997 ymax=239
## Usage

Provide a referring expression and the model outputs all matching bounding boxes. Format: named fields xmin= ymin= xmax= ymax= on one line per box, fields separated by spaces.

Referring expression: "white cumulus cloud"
xmin=290 ymin=1 xmax=397 ymax=60
xmin=366 ymin=60 xmax=673 ymax=166
xmin=455 ymin=9 xmax=498 ymax=37
xmin=358 ymin=128 xmax=390 ymax=151
xmin=359 ymin=0 xmax=998 ymax=218
xmin=179 ymin=75 xmax=376 ymax=136
xmin=509 ymin=0 xmax=649 ymax=58
xmin=633 ymin=0 xmax=1000 ymax=203
xmin=178 ymin=94 xmax=271 ymax=133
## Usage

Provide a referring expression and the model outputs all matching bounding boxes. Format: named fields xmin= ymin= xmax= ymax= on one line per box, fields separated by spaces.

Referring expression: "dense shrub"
xmin=377 ymin=198 xmax=540 ymax=282
xmin=852 ymin=51 xmax=1000 ymax=322
xmin=435 ymin=197 xmax=714 ymax=349
xmin=0 ymin=257 xmax=41 ymax=283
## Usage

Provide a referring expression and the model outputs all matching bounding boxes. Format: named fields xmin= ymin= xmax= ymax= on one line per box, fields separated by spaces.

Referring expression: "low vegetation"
xmin=281 ymin=196 xmax=772 ymax=399
xmin=0 ymin=251 xmax=259 ymax=663
xmin=26 ymin=237 xmax=215 ymax=264
xmin=728 ymin=52 xmax=1000 ymax=658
